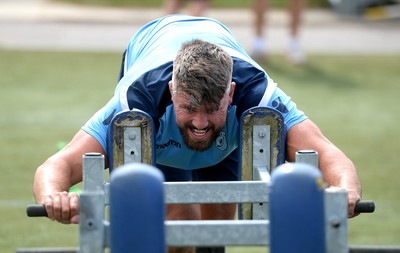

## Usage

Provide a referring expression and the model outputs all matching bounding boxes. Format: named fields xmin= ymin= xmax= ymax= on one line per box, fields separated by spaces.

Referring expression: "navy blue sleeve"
xmin=231 ymin=57 xmax=268 ymax=118
xmin=126 ymin=62 xmax=173 ymax=123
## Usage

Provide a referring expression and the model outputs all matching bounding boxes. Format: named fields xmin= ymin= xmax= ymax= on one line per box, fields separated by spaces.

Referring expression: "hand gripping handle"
xmin=26 ymin=200 xmax=375 ymax=217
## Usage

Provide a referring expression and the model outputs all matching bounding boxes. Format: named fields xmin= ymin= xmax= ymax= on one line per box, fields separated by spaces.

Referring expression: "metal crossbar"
xmin=166 ymin=220 xmax=269 ymax=246
xmin=165 ymin=181 xmax=269 ymax=204
xmin=103 ymin=181 xmax=269 ymax=205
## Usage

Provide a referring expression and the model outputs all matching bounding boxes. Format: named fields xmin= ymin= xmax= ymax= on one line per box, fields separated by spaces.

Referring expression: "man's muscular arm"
xmin=286 ymin=119 xmax=362 ymax=217
xmin=33 ymin=130 xmax=106 ymax=224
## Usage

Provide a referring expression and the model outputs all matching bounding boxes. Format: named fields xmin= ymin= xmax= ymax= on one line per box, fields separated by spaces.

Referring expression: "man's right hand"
xmin=43 ymin=191 xmax=79 ymax=224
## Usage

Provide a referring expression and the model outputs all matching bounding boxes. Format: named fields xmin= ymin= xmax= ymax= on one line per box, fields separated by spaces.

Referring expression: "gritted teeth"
xmin=192 ymin=129 xmax=207 ymax=136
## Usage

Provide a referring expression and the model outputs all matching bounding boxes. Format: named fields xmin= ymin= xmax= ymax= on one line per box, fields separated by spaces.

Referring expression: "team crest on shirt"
xmin=215 ymin=131 xmax=227 ymax=151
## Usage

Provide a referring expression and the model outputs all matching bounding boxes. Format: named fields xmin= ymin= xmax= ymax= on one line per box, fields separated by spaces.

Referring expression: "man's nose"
xmin=192 ymin=112 xmax=209 ymax=129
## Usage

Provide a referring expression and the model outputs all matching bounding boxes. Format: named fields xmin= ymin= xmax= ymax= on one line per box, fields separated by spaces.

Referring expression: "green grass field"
xmin=0 ymin=50 xmax=399 ymax=252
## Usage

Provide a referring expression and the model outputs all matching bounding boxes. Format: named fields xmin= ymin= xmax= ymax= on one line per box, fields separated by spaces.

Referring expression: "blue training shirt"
xmin=82 ymin=15 xmax=307 ymax=170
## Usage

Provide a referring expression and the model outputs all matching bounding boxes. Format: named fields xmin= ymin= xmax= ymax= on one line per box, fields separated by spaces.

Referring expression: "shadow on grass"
xmin=258 ymin=55 xmax=361 ymax=90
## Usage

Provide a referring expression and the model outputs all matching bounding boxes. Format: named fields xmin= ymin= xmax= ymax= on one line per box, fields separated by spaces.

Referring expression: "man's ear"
xmin=228 ymin=82 xmax=236 ymax=104
xmin=168 ymin=81 xmax=174 ymax=96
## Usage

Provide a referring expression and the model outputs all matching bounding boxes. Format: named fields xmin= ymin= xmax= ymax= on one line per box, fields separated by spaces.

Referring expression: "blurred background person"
xmin=252 ymin=0 xmax=306 ymax=64
xmin=164 ymin=0 xmax=210 ymax=16
xmin=164 ymin=0 xmax=306 ymax=65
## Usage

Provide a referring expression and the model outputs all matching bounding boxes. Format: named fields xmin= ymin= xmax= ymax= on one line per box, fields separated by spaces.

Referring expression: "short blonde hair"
xmin=172 ymin=39 xmax=233 ymax=109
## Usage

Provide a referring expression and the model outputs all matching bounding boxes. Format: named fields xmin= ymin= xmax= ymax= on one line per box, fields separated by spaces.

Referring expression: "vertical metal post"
xmin=295 ymin=149 xmax=350 ymax=253
xmin=123 ymin=126 xmax=142 ymax=164
xmin=82 ymin=152 xmax=105 ymax=192
xmin=270 ymin=163 xmax=325 ymax=253
xmin=296 ymin=150 xmax=319 ymax=168
xmin=110 ymin=163 xmax=166 ymax=253
xmin=253 ymin=125 xmax=271 ymax=173
xmin=325 ymin=188 xmax=349 ymax=253
xmin=252 ymin=125 xmax=270 ymax=220
xmin=79 ymin=153 xmax=105 ymax=253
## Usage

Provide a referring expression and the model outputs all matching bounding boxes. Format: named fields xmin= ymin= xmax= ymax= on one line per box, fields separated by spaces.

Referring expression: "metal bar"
xmin=252 ymin=125 xmax=271 ymax=220
xmin=104 ymin=181 xmax=269 ymax=204
xmin=164 ymin=181 xmax=269 ymax=204
xmin=80 ymin=154 xmax=106 ymax=253
xmin=253 ymin=166 xmax=271 ymax=182
xmin=295 ymin=150 xmax=319 ymax=168
xmin=103 ymin=220 xmax=110 ymax=248
xmin=104 ymin=182 xmax=110 ymax=206
xmin=325 ymin=188 xmax=349 ymax=253
xmin=253 ymin=125 xmax=270 ymax=173
xmin=104 ymin=170 xmax=270 ymax=210
xmin=252 ymin=167 xmax=270 ymax=220
xmin=79 ymin=192 xmax=105 ymax=253
xmin=82 ymin=153 xmax=104 ymax=192
xmin=350 ymin=246 xmax=400 ymax=253
xmin=123 ymin=126 xmax=141 ymax=164
xmin=165 ymin=220 xmax=269 ymax=246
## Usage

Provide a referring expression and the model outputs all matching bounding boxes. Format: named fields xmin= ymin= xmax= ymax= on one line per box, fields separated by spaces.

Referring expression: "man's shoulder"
xmin=120 ymin=61 xmax=173 ymax=118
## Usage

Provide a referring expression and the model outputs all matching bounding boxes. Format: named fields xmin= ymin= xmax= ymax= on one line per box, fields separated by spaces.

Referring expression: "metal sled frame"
xmin=107 ymin=109 xmax=155 ymax=170
xmin=21 ymin=106 xmax=372 ymax=253
xmin=239 ymin=107 xmax=285 ymax=219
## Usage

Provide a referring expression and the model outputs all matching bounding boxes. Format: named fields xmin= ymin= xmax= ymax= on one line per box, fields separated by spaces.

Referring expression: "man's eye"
xmin=186 ymin=107 xmax=195 ymax=113
xmin=206 ymin=105 xmax=219 ymax=114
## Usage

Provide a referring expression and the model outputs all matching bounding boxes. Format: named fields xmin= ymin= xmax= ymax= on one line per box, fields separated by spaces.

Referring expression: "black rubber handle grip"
xmin=26 ymin=204 xmax=48 ymax=217
xmin=355 ymin=200 xmax=375 ymax=213
xmin=27 ymin=200 xmax=375 ymax=217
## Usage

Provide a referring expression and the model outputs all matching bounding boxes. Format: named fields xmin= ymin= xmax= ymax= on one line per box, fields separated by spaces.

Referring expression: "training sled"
xmin=23 ymin=107 xmax=378 ymax=253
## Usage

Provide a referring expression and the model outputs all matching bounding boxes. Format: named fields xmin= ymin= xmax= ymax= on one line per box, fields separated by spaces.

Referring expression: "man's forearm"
xmin=33 ymin=157 xmax=74 ymax=203
xmin=319 ymin=148 xmax=361 ymax=196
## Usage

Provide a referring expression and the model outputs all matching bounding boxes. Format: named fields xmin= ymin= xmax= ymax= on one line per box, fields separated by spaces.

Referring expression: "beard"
xmin=179 ymin=123 xmax=223 ymax=152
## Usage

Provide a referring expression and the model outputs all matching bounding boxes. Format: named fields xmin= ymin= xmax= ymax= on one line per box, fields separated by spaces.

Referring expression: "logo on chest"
xmin=156 ymin=139 xmax=182 ymax=149
xmin=215 ymin=131 xmax=227 ymax=151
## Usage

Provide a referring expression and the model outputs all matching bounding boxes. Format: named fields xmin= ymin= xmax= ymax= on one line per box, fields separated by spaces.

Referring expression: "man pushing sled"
xmin=33 ymin=14 xmax=362 ymax=253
